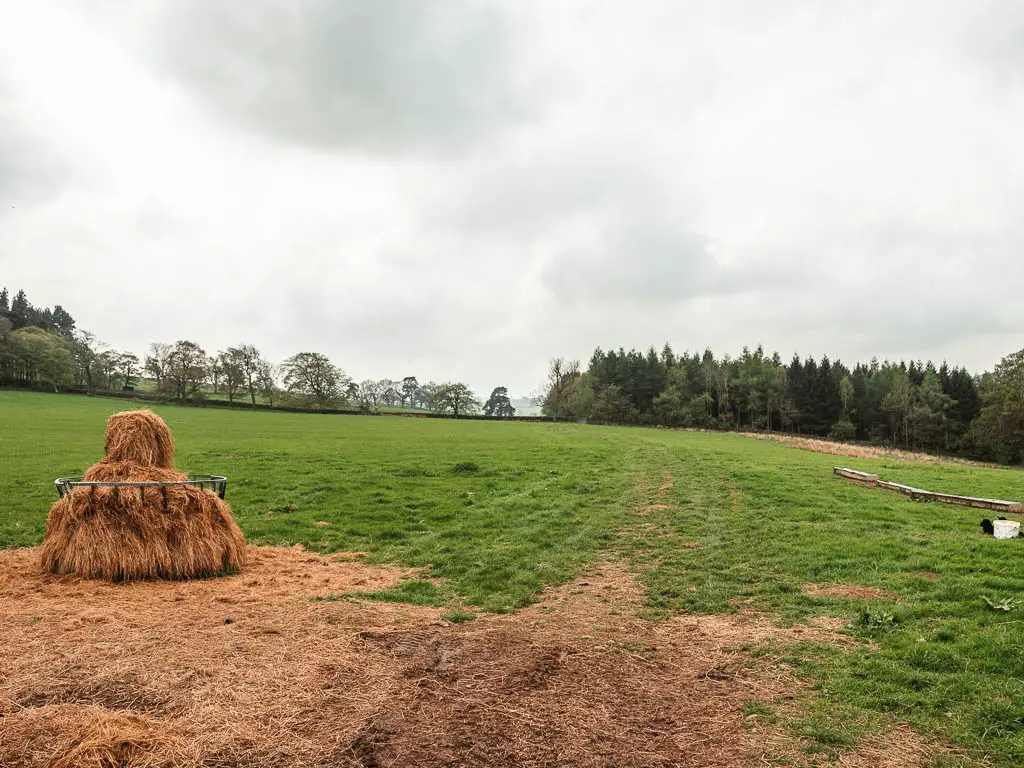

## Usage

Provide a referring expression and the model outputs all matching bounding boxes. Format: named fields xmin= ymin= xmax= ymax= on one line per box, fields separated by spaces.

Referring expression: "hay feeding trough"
xmin=40 ymin=410 xmax=247 ymax=581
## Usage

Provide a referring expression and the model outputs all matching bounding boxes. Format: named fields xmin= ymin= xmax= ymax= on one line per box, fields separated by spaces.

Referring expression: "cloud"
xmin=0 ymin=81 xmax=68 ymax=207
xmin=961 ymin=0 xmax=1024 ymax=91
xmin=540 ymin=215 xmax=715 ymax=305
xmin=149 ymin=0 xmax=536 ymax=154
xmin=1 ymin=0 xmax=1024 ymax=396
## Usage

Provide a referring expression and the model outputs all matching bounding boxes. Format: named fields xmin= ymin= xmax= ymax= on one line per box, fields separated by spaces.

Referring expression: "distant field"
xmin=2 ymin=390 xmax=1024 ymax=764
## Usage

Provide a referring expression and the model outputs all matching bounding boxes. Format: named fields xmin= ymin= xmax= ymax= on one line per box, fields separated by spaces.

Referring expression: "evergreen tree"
xmin=483 ymin=386 xmax=516 ymax=417
xmin=10 ymin=290 xmax=29 ymax=328
xmin=50 ymin=305 xmax=76 ymax=336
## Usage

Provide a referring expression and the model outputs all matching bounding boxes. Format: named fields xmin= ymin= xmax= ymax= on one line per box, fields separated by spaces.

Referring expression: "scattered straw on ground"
xmin=805 ymin=584 xmax=899 ymax=600
xmin=750 ymin=714 xmax=963 ymax=768
xmin=644 ymin=504 xmax=673 ymax=513
xmin=734 ymin=431 xmax=996 ymax=467
xmin=2 ymin=547 xmax=928 ymax=767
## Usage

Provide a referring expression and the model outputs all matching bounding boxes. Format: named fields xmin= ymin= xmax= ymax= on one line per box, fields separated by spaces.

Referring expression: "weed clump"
xmin=854 ymin=609 xmax=900 ymax=636
xmin=452 ymin=461 xmax=480 ymax=473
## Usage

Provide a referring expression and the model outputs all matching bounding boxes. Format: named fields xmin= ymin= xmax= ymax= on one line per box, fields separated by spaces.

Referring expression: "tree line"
xmin=543 ymin=343 xmax=1024 ymax=465
xmin=8 ymin=285 xmax=1020 ymax=461
xmin=0 ymin=286 xmax=518 ymax=418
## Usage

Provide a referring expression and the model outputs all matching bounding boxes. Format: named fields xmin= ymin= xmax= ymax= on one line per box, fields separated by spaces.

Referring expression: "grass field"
xmin=2 ymin=390 xmax=1024 ymax=764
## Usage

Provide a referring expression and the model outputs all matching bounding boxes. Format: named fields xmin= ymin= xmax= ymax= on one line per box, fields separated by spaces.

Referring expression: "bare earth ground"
xmin=1 ymin=547 xmax=944 ymax=767
xmin=734 ymin=431 xmax=993 ymax=466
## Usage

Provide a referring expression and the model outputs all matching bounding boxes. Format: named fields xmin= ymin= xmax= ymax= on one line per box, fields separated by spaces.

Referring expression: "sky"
xmin=1 ymin=1 xmax=1022 ymax=397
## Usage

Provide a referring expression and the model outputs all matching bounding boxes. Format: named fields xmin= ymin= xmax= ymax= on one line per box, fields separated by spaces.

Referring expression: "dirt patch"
xmin=836 ymin=725 xmax=937 ymax=767
xmin=645 ymin=504 xmax=673 ymax=512
xmin=805 ymin=584 xmax=898 ymax=600
xmin=0 ymin=547 xmax=903 ymax=767
xmin=808 ymin=616 xmax=851 ymax=631
xmin=735 ymin=431 xmax=996 ymax=467
xmin=912 ymin=571 xmax=941 ymax=580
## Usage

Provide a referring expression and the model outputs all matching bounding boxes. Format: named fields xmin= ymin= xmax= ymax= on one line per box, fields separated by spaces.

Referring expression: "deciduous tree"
xmin=165 ymin=341 xmax=209 ymax=401
xmin=431 ymin=382 xmax=480 ymax=417
xmin=282 ymin=352 xmax=348 ymax=408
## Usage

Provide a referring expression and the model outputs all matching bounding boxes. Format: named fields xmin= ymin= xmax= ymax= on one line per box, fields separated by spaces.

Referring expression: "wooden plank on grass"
xmin=907 ymin=489 xmax=1022 ymax=514
xmin=833 ymin=466 xmax=880 ymax=483
xmin=835 ymin=468 xmax=1022 ymax=514
xmin=876 ymin=479 xmax=923 ymax=494
xmin=832 ymin=467 xmax=880 ymax=484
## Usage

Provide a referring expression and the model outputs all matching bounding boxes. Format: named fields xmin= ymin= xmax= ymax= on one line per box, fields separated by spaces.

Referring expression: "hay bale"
xmin=82 ymin=461 xmax=186 ymax=483
xmin=104 ymin=409 xmax=176 ymax=468
xmin=39 ymin=410 xmax=247 ymax=581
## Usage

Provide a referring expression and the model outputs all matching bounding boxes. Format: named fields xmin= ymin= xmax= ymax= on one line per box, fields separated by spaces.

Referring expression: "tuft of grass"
xmin=441 ymin=610 xmax=477 ymax=624
xmin=318 ymin=579 xmax=450 ymax=607
xmin=743 ymin=700 xmax=779 ymax=723
xmin=451 ymin=461 xmax=480 ymax=473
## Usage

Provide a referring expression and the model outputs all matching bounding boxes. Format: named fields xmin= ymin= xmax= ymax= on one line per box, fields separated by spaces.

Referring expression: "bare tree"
xmin=216 ymin=349 xmax=246 ymax=403
xmin=256 ymin=360 xmax=279 ymax=406
xmin=71 ymin=330 xmax=104 ymax=391
xmin=420 ymin=381 xmax=440 ymax=410
xmin=544 ymin=358 xmax=581 ymax=421
xmin=227 ymin=344 xmax=264 ymax=406
xmin=94 ymin=350 xmax=120 ymax=390
xmin=144 ymin=342 xmax=172 ymax=392
xmin=377 ymin=378 xmax=401 ymax=407
xmin=208 ymin=355 xmax=223 ymax=394
xmin=357 ymin=379 xmax=380 ymax=407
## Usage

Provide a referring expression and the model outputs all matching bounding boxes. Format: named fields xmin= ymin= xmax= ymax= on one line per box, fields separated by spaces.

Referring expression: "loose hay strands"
xmin=38 ymin=410 xmax=246 ymax=581
xmin=0 ymin=550 xmax=947 ymax=767
xmin=0 ymin=704 xmax=188 ymax=768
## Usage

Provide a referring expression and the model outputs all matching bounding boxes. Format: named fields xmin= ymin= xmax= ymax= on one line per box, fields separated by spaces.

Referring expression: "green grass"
xmin=0 ymin=391 xmax=635 ymax=613
xmin=2 ymin=390 xmax=1024 ymax=764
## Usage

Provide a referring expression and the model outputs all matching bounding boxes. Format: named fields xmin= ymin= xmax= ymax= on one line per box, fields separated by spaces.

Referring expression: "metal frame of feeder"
xmin=54 ymin=474 xmax=228 ymax=501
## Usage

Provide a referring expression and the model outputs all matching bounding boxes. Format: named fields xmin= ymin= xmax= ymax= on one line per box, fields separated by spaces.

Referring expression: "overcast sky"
xmin=1 ymin=1 xmax=1022 ymax=396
